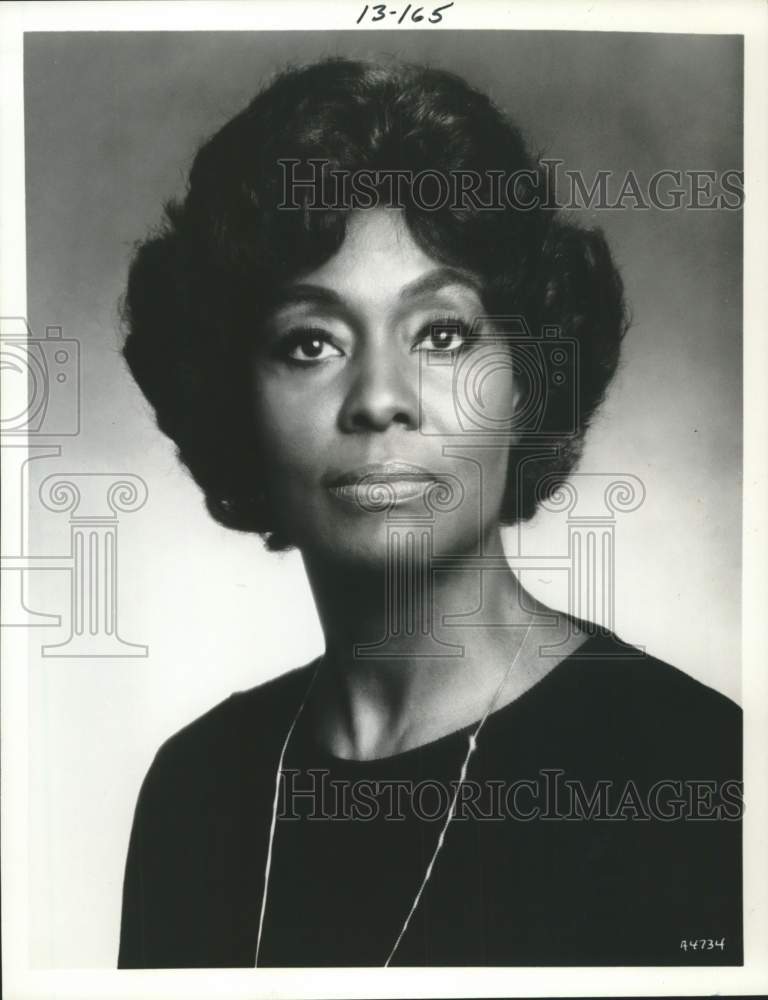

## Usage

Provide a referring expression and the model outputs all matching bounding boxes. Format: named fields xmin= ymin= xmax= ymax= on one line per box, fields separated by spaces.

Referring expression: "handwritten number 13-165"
xmin=357 ymin=3 xmax=454 ymax=25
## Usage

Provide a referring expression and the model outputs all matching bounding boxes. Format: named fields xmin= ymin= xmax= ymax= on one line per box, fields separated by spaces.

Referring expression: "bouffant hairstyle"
xmin=123 ymin=57 xmax=627 ymax=551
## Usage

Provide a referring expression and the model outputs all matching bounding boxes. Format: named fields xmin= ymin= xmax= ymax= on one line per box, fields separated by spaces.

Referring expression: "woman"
xmin=118 ymin=57 xmax=741 ymax=968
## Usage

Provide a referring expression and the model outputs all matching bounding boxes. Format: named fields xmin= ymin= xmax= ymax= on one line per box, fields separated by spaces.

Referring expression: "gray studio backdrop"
xmin=22 ymin=31 xmax=741 ymax=966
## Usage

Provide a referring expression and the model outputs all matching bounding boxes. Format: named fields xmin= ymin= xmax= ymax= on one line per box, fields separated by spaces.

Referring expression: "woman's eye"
xmin=414 ymin=319 xmax=472 ymax=355
xmin=282 ymin=330 xmax=343 ymax=364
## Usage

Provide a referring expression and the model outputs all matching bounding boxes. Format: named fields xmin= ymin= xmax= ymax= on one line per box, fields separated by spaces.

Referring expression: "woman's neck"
xmin=300 ymin=531 xmax=578 ymax=760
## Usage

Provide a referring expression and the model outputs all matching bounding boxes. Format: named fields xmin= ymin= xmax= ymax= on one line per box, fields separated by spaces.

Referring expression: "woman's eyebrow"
xmin=268 ymin=267 xmax=482 ymax=314
xmin=267 ymin=284 xmax=343 ymax=311
xmin=398 ymin=267 xmax=483 ymax=301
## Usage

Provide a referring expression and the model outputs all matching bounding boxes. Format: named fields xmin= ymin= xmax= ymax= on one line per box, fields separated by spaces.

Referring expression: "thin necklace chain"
xmin=253 ymin=618 xmax=535 ymax=968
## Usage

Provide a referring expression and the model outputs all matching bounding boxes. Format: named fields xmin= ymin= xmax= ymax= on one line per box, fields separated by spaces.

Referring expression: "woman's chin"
xmin=293 ymin=510 xmax=486 ymax=572
xmin=300 ymin=519 xmax=410 ymax=570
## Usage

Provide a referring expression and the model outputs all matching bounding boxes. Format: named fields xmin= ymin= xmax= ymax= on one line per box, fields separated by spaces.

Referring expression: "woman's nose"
xmin=338 ymin=342 xmax=420 ymax=433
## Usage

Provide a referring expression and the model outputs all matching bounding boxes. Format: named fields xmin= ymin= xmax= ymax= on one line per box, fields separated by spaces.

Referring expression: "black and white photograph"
xmin=2 ymin=2 xmax=767 ymax=999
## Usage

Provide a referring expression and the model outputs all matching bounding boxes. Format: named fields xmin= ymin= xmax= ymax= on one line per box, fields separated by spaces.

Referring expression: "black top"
xmin=118 ymin=628 xmax=742 ymax=968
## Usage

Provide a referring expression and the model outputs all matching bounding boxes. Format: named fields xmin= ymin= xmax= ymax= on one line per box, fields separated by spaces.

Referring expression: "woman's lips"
xmin=325 ymin=462 xmax=440 ymax=507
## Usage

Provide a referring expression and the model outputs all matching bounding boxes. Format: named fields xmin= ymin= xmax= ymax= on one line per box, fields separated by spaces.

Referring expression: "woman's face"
xmin=251 ymin=207 xmax=520 ymax=565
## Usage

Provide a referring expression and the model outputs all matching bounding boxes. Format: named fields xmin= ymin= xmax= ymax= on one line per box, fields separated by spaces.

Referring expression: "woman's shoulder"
xmin=537 ymin=625 xmax=742 ymax=776
xmin=565 ymin=626 xmax=740 ymax=717
xmin=141 ymin=660 xmax=319 ymax=793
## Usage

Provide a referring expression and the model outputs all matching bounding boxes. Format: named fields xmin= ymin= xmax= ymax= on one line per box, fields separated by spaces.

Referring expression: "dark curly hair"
xmin=122 ymin=57 xmax=628 ymax=551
